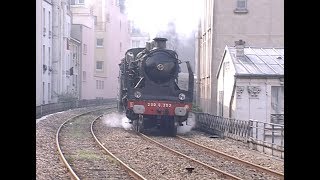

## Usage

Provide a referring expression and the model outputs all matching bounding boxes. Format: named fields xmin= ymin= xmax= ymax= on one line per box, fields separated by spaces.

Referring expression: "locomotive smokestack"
xmin=153 ymin=37 xmax=167 ymax=49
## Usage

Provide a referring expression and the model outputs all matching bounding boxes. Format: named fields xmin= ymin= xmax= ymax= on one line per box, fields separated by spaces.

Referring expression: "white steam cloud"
xmin=102 ymin=112 xmax=132 ymax=130
xmin=177 ymin=112 xmax=196 ymax=134
xmin=125 ymin=0 xmax=202 ymax=38
xmin=102 ymin=112 xmax=196 ymax=134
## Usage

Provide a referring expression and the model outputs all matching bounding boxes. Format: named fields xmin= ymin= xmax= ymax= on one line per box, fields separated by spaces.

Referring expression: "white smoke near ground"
xmin=177 ymin=112 xmax=196 ymax=134
xmin=102 ymin=112 xmax=132 ymax=130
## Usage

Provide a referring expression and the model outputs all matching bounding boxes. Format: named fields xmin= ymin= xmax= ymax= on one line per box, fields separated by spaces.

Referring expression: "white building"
xmin=51 ymin=0 xmax=72 ymax=102
xmin=96 ymin=0 xmax=130 ymax=99
xmin=130 ymin=22 xmax=150 ymax=48
xmin=36 ymin=0 xmax=53 ymax=105
xmin=216 ymin=40 xmax=284 ymax=124
xmin=69 ymin=37 xmax=81 ymax=99
xmin=71 ymin=0 xmax=130 ymax=99
xmin=70 ymin=0 xmax=96 ymax=100
xmin=36 ymin=0 xmax=42 ymax=106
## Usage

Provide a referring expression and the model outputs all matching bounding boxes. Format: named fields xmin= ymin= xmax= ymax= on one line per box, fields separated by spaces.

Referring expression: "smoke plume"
xmin=177 ymin=112 xmax=196 ymax=134
xmin=102 ymin=112 xmax=132 ymax=130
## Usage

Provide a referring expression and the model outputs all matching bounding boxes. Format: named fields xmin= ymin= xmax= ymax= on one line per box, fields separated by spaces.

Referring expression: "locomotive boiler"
xmin=117 ymin=37 xmax=194 ymax=136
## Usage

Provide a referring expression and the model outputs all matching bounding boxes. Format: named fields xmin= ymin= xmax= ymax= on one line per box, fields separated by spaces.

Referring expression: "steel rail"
xmin=55 ymin=107 xmax=114 ymax=180
xmin=177 ymin=135 xmax=284 ymax=179
xmin=91 ymin=115 xmax=147 ymax=180
xmin=139 ymin=133 xmax=242 ymax=180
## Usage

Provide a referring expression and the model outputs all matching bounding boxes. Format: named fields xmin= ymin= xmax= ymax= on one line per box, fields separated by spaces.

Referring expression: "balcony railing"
xmin=270 ymin=114 xmax=284 ymax=125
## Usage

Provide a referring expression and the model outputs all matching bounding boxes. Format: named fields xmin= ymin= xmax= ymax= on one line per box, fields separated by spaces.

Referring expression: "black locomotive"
xmin=117 ymin=37 xmax=194 ymax=136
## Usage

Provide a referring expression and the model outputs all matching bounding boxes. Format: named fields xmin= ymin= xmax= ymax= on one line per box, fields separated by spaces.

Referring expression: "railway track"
xmin=56 ymin=107 xmax=143 ymax=179
xmin=55 ymin=108 xmax=283 ymax=179
xmin=143 ymin=134 xmax=284 ymax=180
xmin=93 ymin=118 xmax=224 ymax=179
xmin=176 ymin=135 xmax=284 ymax=179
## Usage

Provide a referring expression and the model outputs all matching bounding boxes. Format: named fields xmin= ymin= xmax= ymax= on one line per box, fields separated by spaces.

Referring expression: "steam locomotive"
xmin=117 ymin=37 xmax=194 ymax=136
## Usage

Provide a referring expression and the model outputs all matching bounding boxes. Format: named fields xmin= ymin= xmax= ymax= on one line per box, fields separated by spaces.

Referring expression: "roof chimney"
xmin=235 ymin=39 xmax=245 ymax=57
xmin=153 ymin=37 xmax=167 ymax=49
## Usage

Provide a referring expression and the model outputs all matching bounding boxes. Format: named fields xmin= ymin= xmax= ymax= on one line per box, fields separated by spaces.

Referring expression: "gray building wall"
xmin=198 ymin=0 xmax=284 ymax=115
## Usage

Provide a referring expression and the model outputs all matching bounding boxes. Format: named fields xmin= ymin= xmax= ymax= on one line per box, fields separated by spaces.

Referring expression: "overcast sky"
xmin=125 ymin=0 xmax=202 ymax=38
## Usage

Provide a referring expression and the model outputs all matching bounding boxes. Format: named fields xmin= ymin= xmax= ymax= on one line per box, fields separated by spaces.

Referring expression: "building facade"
xmin=70 ymin=0 xmax=96 ymax=99
xmin=36 ymin=0 xmax=42 ymax=106
xmin=130 ymin=22 xmax=150 ymax=48
xmin=69 ymin=37 xmax=81 ymax=99
xmin=197 ymin=0 xmax=284 ymax=114
xmin=71 ymin=0 xmax=130 ymax=99
xmin=36 ymin=0 xmax=53 ymax=105
xmin=95 ymin=0 xmax=130 ymax=99
xmin=51 ymin=0 xmax=72 ymax=102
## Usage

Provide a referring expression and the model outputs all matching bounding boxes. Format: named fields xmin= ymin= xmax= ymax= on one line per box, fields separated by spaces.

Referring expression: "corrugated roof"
xmin=227 ymin=46 xmax=284 ymax=76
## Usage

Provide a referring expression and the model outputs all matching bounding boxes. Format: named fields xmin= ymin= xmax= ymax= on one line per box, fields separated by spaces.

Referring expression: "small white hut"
xmin=216 ymin=40 xmax=284 ymax=124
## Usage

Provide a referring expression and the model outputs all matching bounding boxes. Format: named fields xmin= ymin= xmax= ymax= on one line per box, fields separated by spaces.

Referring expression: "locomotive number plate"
xmin=147 ymin=102 xmax=172 ymax=108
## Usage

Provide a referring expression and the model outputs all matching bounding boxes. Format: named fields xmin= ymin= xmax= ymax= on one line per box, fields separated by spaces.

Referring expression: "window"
xmin=75 ymin=75 xmax=78 ymax=88
xmin=71 ymin=0 xmax=84 ymax=5
xmin=48 ymin=47 xmax=51 ymax=69
xmin=96 ymin=38 xmax=103 ymax=47
xmin=106 ymin=13 xmax=110 ymax=23
xmin=67 ymin=38 xmax=70 ymax=50
xmin=132 ymin=40 xmax=140 ymax=48
xmin=234 ymin=0 xmax=248 ymax=13
xmin=43 ymin=45 xmax=45 ymax=73
xmin=83 ymin=44 xmax=87 ymax=54
xmin=271 ymin=86 xmax=284 ymax=124
xmin=43 ymin=8 xmax=46 ymax=36
xmin=48 ymin=11 xmax=51 ymax=31
xmin=48 ymin=83 xmax=51 ymax=102
xmin=96 ymin=61 xmax=103 ymax=70
xmin=42 ymin=82 xmax=45 ymax=104
xmin=96 ymin=80 xmax=104 ymax=89
xmin=94 ymin=16 xmax=97 ymax=25
xmin=271 ymin=86 xmax=284 ymax=111
xmin=83 ymin=71 xmax=86 ymax=81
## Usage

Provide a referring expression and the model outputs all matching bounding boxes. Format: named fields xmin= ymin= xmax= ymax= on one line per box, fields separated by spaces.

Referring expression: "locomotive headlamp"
xmin=178 ymin=93 xmax=186 ymax=100
xmin=134 ymin=91 xmax=142 ymax=98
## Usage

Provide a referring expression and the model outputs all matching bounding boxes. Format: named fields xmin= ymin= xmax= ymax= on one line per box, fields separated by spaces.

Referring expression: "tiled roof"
xmin=228 ymin=47 xmax=284 ymax=76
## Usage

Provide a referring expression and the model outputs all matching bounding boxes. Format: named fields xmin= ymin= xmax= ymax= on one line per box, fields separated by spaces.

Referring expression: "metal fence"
xmin=36 ymin=98 xmax=117 ymax=119
xmin=194 ymin=112 xmax=284 ymax=159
